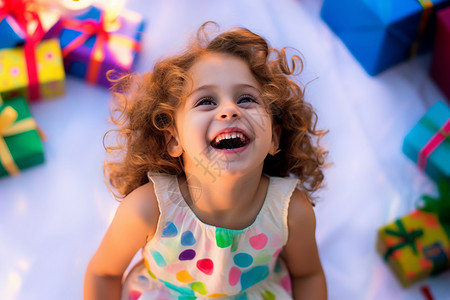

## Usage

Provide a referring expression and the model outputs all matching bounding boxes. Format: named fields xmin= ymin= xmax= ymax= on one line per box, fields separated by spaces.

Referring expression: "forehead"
xmin=187 ymin=53 xmax=260 ymax=90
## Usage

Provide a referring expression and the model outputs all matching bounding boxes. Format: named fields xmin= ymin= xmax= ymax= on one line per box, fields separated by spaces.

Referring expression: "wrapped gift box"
xmin=430 ymin=7 xmax=450 ymax=101
xmin=0 ymin=97 xmax=44 ymax=177
xmin=402 ymin=101 xmax=450 ymax=182
xmin=0 ymin=0 xmax=63 ymax=49
xmin=377 ymin=182 xmax=450 ymax=287
xmin=321 ymin=0 xmax=450 ymax=75
xmin=59 ymin=5 xmax=145 ymax=87
xmin=0 ymin=38 xmax=65 ymax=101
xmin=377 ymin=213 xmax=450 ymax=286
xmin=0 ymin=16 xmax=26 ymax=49
xmin=377 ymin=210 xmax=450 ymax=286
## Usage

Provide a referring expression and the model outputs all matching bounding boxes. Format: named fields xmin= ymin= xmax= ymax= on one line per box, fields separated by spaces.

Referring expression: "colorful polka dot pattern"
xmin=141 ymin=220 xmax=288 ymax=297
xmin=123 ymin=175 xmax=299 ymax=299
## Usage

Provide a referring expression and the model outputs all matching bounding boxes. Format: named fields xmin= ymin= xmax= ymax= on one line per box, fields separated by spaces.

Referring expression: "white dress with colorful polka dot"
xmin=121 ymin=173 xmax=298 ymax=300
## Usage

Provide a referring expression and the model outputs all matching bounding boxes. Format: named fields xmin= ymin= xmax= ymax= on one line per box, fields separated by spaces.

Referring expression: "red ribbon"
xmin=61 ymin=12 xmax=140 ymax=85
xmin=0 ymin=0 xmax=28 ymax=24
xmin=61 ymin=16 xmax=109 ymax=84
xmin=418 ymin=117 xmax=450 ymax=170
xmin=1 ymin=0 xmax=45 ymax=100
xmin=420 ymin=285 xmax=435 ymax=300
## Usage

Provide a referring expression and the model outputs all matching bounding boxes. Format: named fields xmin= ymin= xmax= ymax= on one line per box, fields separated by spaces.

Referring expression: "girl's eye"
xmin=238 ymin=94 xmax=257 ymax=104
xmin=195 ymin=97 xmax=215 ymax=107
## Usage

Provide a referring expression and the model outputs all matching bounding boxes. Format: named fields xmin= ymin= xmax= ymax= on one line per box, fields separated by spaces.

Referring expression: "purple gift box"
xmin=59 ymin=5 xmax=145 ymax=87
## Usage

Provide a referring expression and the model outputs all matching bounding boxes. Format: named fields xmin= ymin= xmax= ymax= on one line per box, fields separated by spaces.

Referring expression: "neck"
xmin=179 ymin=167 xmax=267 ymax=229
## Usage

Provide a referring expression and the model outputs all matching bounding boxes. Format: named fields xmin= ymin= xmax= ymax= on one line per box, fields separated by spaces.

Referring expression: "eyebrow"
xmin=187 ymin=83 xmax=260 ymax=98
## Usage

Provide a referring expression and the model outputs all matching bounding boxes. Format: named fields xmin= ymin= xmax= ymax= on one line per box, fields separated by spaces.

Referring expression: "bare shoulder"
xmin=283 ymin=188 xmax=327 ymax=298
xmin=87 ymin=181 xmax=160 ymax=277
xmin=282 ymin=188 xmax=322 ymax=280
xmin=119 ymin=181 xmax=159 ymax=225
xmin=286 ymin=188 xmax=316 ymax=231
xmin=104 ymin=181 xmax=160 ymax=252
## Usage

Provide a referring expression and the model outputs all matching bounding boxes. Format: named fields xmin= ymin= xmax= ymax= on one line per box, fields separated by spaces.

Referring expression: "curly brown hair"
xmin=104 ymin=22 xmax=328 ymax=201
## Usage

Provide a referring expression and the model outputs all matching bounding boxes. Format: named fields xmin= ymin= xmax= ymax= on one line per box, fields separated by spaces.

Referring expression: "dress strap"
xmin=263 ymin=176 xmax=299 ymax=245
xmin=147 ymin=172 xmax=184 ymax=216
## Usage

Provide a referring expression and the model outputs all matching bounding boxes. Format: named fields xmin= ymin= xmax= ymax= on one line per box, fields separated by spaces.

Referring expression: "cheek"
xmin=185 ymin=113 xmax=207 ymax=134
xmin=253 ymin=126 xmax=274 ymax=153
xmin=251 ymin=111 xmax=273 ymax=138
xmin=178 ymin=112 xmax=208 ymax=144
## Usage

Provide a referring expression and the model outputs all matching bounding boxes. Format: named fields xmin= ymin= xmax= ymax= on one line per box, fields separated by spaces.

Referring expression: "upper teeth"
xmin=214 ymin=132 xmax=245 ymax=144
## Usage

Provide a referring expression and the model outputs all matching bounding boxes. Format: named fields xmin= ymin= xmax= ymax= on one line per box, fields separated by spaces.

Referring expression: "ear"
xmin=165 ymin=129 xmax=183 ymax=157
xmin=269 ymin=124 xmax=282 ymax=156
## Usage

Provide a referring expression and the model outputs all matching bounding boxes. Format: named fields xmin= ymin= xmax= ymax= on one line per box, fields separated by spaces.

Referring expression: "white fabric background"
xmin=1 ymin=0 xmax=449 ymax=299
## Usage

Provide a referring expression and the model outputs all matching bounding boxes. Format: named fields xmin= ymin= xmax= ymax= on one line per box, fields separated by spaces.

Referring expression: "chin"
xmin=216 ymin=162 xmax=264 ymax=178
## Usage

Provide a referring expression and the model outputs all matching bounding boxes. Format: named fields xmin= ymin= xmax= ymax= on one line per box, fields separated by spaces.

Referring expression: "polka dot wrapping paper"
xmin=377 ymin=209 xmax=450 ymax=287
xmin=0 ymin=38 xmax=65 ymax=101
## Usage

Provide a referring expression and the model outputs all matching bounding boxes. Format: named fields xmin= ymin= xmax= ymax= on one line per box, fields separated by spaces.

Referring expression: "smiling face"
xmin=167 ymin=52 xmax=279 ymax=181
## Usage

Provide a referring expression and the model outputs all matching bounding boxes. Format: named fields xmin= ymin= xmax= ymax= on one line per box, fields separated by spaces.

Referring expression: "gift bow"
xmin=0 ymin=104 xmax=38 ymax=175
xmin=383 ymin=219 xmax=424 ymax=260
xmin=61 ymin=12 xmax=141 ymax=84
xmin=419 ymin=180 xmax=450 ymax=226
xmin=1 ymin=0 xmax=46 ymax=100
xmin=0 ymin=0 xmax=35 ymax=26
xmin=417 ymin=115 xmax=450 ymax=171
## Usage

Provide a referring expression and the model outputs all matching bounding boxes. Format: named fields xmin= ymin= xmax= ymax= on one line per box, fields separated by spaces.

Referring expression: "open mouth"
xmin=211 ymin=131 xmax=250 ymax=150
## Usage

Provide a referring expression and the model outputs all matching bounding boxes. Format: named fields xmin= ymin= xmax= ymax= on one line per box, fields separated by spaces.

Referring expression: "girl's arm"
xmin=83 ymin=182 xmax=159 ymax=300
xmin=282 ymin=189 xmax=327 ymax=300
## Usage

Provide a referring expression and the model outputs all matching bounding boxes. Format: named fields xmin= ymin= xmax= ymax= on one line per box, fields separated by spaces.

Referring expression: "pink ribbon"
xmin=417 ymin=117 xmax=450 ymax=170
xmin=1 ymin=0 xmax=45 ymax=100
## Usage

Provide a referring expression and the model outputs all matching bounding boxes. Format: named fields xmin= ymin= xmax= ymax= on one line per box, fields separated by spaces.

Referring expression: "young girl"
xmin=84 ymin=22 xmax=328 ymax=300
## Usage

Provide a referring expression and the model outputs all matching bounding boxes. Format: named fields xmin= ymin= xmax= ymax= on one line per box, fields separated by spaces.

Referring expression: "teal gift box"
xmin=321 ymin=0 xmax=450 ymax=75
xmin=402 ymin=101 xmax=450 ymax=182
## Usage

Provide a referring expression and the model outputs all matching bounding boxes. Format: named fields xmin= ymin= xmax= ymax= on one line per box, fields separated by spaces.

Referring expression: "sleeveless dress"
xmin=121 ymin=173 xmax=299 ymax=300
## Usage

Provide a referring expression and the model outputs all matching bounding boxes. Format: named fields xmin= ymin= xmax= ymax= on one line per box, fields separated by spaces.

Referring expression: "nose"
xmin=218 ymin=102 xmax=240 ymax=120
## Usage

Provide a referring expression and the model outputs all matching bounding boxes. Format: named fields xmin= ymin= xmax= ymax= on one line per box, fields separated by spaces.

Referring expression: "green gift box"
xmin=376 ymin=181 xmax=450 ymax=286
xmin=0 ymin=97 xmax=44 ymax=177
xmin=402 ymin=101 xmax=450 ymax=182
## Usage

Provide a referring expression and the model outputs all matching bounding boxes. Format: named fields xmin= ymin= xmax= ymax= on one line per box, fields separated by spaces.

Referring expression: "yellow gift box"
xmin=0 ymin=38 xmax=65 ymax=101
xmin=377 ymin=209 xmax=450 ymax=287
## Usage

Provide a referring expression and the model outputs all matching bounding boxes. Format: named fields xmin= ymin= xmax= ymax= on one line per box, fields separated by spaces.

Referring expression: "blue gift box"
xmin=0 ymin=16 xmax=26 ymax=49
xmin=321 ymin=0 xmax=450 ymax=75
xmin=0 ymin=2 xmax=63 ymax=50
xmin=402 ymin=101 xmax=450 ymax=182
